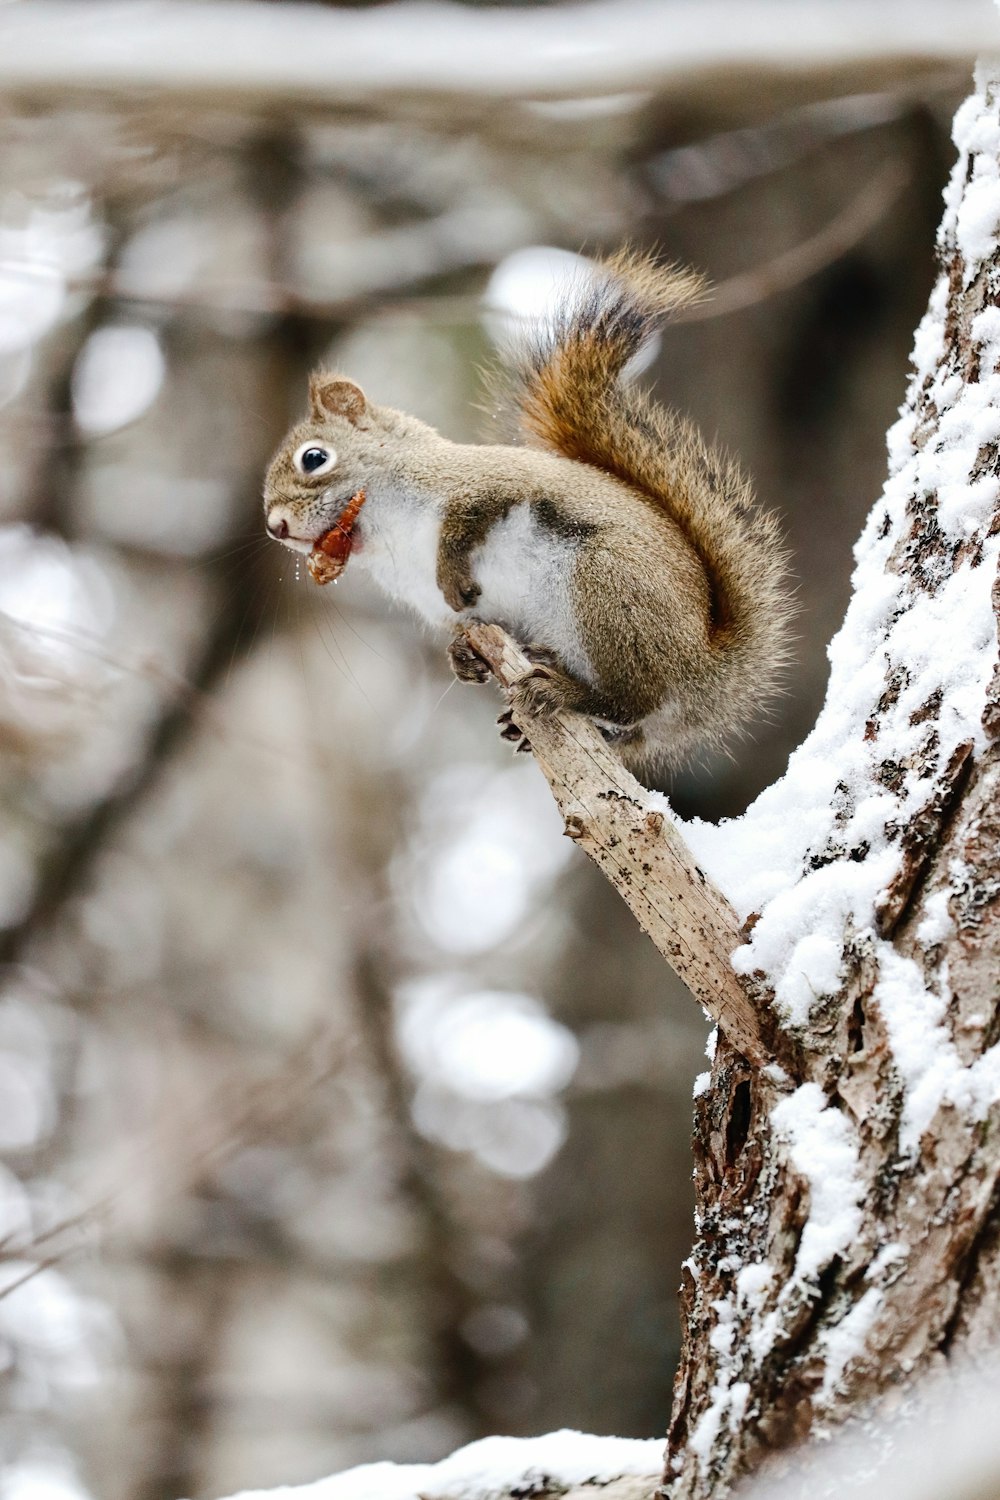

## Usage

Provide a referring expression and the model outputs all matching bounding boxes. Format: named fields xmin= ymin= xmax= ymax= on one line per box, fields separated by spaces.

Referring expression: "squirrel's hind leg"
xmin=510 ymin=657 xmax=637 ymax=729
xmin=447 ymin=630 xmax=640 ymax=757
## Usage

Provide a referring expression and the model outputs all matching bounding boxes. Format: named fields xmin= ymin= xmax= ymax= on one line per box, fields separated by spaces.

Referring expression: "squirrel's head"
xmin=263 ymin=373 xmax=388 ymax=556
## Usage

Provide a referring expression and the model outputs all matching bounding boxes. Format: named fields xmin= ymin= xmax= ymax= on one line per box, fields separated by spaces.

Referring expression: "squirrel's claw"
xmin=497 ymin=707 xmax=532 ymax=753
xmin=448 ymin=634 xmax=492 ymax=684
xmin=497 ymin=707 xmax=523 ymax=740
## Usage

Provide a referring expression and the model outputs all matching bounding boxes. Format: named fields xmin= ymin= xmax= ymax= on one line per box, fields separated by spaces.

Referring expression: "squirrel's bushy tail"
xmin=508 ymin=248 xmax=707 ymax=430
xmin=500 ymin=248 xmax=793 ymax=734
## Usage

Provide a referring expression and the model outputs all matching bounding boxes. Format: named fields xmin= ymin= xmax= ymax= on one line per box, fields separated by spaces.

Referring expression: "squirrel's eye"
xmin=293 ymin=442 xmax=336 ymax=476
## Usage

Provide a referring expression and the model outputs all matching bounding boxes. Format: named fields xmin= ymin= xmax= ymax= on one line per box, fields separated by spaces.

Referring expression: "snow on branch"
xmin=0 ymin=1 xmax=993 ymax=109
xmin=217 ymin=1431 xmax=664 ymax=1500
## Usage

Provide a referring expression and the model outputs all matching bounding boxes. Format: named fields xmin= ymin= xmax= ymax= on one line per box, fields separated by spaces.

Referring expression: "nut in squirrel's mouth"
xmin=307 ymin=488 xmax=367 ymax=586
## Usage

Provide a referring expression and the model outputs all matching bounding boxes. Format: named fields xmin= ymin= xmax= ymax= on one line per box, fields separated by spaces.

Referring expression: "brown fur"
xmin=496 ymin=249 xmax=792 ymax=731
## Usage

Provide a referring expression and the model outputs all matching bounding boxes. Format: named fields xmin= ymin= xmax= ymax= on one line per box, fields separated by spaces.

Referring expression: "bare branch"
xmin=0 ymin=161 xmax=912 ymax=335
xmin=676 ymin=160 xmax=911 ymax=322
xmin=464 ymin=623 xmax=776 ymax=1068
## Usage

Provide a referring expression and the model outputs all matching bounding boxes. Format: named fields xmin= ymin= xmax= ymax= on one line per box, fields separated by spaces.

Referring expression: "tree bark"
xmin=666 ymin=63 xmax=1000 ymax=1494
xmin=468 ymin=62 xmax=1000 ymax=1498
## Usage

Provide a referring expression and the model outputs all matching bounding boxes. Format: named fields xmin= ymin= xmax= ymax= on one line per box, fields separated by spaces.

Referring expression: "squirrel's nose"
xmin=266 ymin=513 xmax=289 ymax=540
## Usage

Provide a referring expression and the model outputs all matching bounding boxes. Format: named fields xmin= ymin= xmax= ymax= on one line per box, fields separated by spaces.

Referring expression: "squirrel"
xmin=263 ymin=248 xmax=792 ymax=777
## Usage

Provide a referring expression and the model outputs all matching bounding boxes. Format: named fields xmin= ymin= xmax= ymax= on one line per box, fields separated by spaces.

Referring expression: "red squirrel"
xmin=263 ymin=249 xmax=791 ymax=775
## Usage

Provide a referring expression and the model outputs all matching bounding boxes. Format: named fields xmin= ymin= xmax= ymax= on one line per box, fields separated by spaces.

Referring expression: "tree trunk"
xmin=664 ymin=62 xmax=1000 ymax=1494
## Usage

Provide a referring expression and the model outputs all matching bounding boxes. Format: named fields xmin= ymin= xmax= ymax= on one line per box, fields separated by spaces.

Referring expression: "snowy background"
xmin=0 ymin=2 xmax=993 ymax=1498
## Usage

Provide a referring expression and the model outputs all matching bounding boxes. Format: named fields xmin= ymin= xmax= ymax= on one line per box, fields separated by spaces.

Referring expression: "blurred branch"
xmin=0 ymin=609 xmax=327 ymax=777
xmin=464 ymin=623 xmax=785 ymax=1069
xmin=0 ymin=1019 xmax=351 ymax=1291
xmin=676 ymin=159 xmax=911 ymax=321
xmin=0 ymin=1 xmax=991 ymax=111
xmin=0 ymin=541 xmax=272 ymax=972
xmin=645 ymin=87 xmax=916 ymax=202
xmin=0 ymin=138 xmax=305 ymax=977
xmin=352 ymin=950 xmax=490 ymax=1432
xmin=0 ymin=159 xmax=914 ymax=356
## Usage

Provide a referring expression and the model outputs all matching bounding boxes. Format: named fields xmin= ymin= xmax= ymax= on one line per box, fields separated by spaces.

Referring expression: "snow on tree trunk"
xmin=664 ymin=61 xmax=1000 ymax=1496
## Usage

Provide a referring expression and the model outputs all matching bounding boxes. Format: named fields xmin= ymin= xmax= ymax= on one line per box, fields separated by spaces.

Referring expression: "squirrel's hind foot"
xmin=497 ymin=707 xmax=532 ymax=753
xmin=511 ymin=665 xmax=569 ymax=720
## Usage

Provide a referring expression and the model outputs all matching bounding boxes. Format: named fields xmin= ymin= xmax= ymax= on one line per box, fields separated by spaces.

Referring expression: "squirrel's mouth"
xmin=265 ymin=489 xmax=362 ymax=554
xmin=275 ymin=534 xmax=313 ymax=556
xmin=306 ymin=489 xmax=367 ymax=586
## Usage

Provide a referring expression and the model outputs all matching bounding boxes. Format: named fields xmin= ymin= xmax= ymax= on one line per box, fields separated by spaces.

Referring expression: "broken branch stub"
xmin=463 ymin=622 xmax=775 ymax=1068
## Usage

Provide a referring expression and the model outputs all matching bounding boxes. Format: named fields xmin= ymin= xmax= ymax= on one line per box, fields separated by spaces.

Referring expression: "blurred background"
xmin=0 ymin=2 xmax=992 ymax=1497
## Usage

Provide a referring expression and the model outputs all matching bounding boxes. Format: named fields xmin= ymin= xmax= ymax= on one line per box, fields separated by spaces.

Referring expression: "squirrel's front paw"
xmin=439 ymin=571 xmax=482 ymax=613
xmin=448 ymin=633 xmax=492 ymax=684
xmin=512 ymin=666 xmax=568 ymax=719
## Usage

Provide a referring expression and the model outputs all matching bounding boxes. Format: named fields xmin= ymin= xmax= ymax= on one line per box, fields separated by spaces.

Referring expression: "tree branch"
xmin=0 ymin=2 xmax=988 ymax=111
xmin=464 ymin=623 xmax=777 ymax=1069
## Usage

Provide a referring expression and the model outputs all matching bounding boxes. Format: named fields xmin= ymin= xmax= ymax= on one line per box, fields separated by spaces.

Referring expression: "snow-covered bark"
xmin=664 ymin=60 xmax=1000 ymax=1494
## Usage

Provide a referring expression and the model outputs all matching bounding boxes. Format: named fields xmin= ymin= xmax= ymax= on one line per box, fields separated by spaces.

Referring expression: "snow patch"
xmin=735 ymin=1262 xmax=773 ymax=1312
xmin=216 ymin=1432 xmax=665 ymax=1500
xmin=915 ymin=888 xmax=954 ymax=949
xmin=771 ymin=1084 xmax=865 ymax=1282
xmin=872 ymin=951 xmax=958 ymax=1150
xmin=819 ymin=1286 xmax=882 ymax=1401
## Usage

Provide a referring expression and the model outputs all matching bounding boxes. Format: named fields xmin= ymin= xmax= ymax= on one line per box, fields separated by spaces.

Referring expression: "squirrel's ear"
xmin=309 ymin=374 xmax=369 ymax=425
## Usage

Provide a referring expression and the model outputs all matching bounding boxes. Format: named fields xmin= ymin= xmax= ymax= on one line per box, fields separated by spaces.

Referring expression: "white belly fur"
xmin=354 ymin=495 xmax=592 ymax=683
xmin=471 ymin=506 xmax=591 ymax=681
xmin=354 ymin=497 xmax=453 ymax=629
